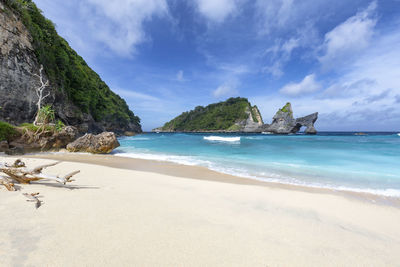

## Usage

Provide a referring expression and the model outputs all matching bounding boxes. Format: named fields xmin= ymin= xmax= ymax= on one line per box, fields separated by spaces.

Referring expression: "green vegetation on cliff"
xmin=0 ymin=121 xmax=17 ymax=141
xmin=3 ymin=0 xmax=140 ymax=129
xmin=279 ymin=102 xmax=293 ymax=115
xmin=160 ymin=97 xmax=255 ymax=131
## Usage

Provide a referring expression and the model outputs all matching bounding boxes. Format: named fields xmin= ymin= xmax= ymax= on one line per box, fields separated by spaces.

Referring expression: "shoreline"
xmin=2 ymin=154 xmax=400 ymax=265
xmin=20 ymin=152 xmax=400 ymax=207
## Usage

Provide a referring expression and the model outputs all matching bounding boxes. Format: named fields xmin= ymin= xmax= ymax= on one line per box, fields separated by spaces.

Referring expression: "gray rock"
xmin=124 ymin=131 xmax=136 ymax=136
xmin=9 ymin=126 xmax=79 ymax=152
xmin=236 ymin=106 xmax=264 ymax=132
xmin=66 ymin=132 xmax=120 ymax=154
xmin=5 ymin=146 xmax=25 ymax=155
xmin=0 ymin=140 xmax=9 ymax=152
xmin=295 ymin=113 xmax=318 ymax=134
xmin=261 ymin=103 xmax=318 ymax=134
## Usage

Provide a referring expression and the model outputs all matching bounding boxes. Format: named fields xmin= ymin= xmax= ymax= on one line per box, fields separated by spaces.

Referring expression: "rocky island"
xmin=153 ymin=98 xmax=318 ymax=134
xmin=153 ymin=97 xmax=263 ymax=133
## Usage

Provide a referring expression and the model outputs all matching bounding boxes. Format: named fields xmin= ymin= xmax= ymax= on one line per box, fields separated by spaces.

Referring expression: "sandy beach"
xmin=1 ymin=154 xmax=400 ymax=266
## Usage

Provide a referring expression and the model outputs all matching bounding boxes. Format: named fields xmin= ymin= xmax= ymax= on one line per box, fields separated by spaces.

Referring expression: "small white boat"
xmin=261 ymin=132 xmax=273 ymax=135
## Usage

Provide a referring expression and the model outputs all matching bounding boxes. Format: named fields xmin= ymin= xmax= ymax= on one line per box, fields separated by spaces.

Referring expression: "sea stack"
xmin=261 ymin=103 xmax=318 ymax=134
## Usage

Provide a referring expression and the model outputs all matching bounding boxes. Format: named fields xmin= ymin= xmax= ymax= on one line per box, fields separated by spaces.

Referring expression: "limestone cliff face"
xmin=0 ymin=2 xmax=40 ymax=124
xmin=237 ymin=106 xmax=264 ymax=132
xmin=0 ymin=2 xmax=141 ymax=134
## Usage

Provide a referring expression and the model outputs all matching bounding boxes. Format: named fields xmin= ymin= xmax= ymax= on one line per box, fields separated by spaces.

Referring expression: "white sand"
xmin=1 ymin=156 xmax=400 ymax=266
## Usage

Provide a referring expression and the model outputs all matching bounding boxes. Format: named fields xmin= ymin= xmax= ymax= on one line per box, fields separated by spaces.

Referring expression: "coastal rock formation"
xmin=240 ymin=106 xmax=264 ymax=132
xmin=0 ymin=141 xmax=9 ymax=152
xmin=7 ymin=126 xmax=78 ymax=154
xmin=66 ymin=132 xmax=120 ymax=154
xmin=295 ymin=113 xmax=318 ymax=134
xmin=153 ymin=97 xmax=263 ymax=132
xmin=155 ymin=98 xmax=318 ymax=134
xmin=261 ymin=103 xmax=318 ymax=134
xmin=0 ymin=2 xmax=141 ymax=134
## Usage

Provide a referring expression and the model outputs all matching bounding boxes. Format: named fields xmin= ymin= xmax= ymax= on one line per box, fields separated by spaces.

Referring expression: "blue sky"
xmin=34 ymin=0 xmax=400 ymax=131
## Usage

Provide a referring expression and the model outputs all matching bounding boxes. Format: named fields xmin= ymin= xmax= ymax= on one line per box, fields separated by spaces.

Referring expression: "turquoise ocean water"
xmin=115 ymin=132 xmax=400 ymax=197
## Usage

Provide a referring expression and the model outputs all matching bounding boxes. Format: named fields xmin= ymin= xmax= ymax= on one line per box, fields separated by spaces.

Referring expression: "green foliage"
xmin=19 ymin=122 xmax=39 ymax=132
xmin=161 ymin=97 xmax=251 ymax=131
xmin=19 ymin=123 xmax=53 ymax=132
xmin=36 ymin=105 xmax=55 ymax=124
xmin=4 ymin=0 xmax=140 ymax=129
xmin=250 ymin=106 xmax=260 ymax=123
xmin=280 ymin=102 xmax=292 ymax=114
xmin=0 ymin=121 xmax=17 ymax=141
xmin=55 ymin=120 xmax=65 ymax=131
xmin=226 ymin=124 xmax=241 ymax=131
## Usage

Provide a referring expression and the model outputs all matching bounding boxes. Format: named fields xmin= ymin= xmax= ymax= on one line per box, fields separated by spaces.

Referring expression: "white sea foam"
xmin=397 ymin=133 xmax=400 ymax=136
xmin=113 ymin=152 xmax=212 ymax=167
xmin=204 ymin=136 xmax=240 ymax=142
xmin=113 ymin=151 xmax=400 ymax=198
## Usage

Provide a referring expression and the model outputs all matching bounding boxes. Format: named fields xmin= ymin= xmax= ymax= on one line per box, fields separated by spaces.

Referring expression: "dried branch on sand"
xmin=0 ymin=159 xmax=80 ymax=190
xmin=1 ymin=159 xmax=80 ymax=209
xmin=0 ymin=176 xmax=16 ymax=191
xmin=0 ymin=159 xmax=79 ymax=186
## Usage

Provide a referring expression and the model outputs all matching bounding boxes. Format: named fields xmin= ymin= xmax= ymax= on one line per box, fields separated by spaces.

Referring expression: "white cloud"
xmin=212 ymin=82 xmax=239 ymax=98
xmin=194 ymin=0 xmax=239 ymax=23
xmin=258 ymin=26 xmax=400 ymax=131
xmin=262 ymin=21 xmax=319 ymax=77
xmin=113 ymin=88 xmax=160 ymax=101
xmin=263 ymin=37 xmax=299 ymax=77
xmin=256 ymin=0 xmax=294 ymax=33
xmin=318 ymin=1 xmax=377 ymax=69
xmin=81 ymin=0 xmax=169 ymax=56
xmin=279 ymin=74 xmax=322 ymax=96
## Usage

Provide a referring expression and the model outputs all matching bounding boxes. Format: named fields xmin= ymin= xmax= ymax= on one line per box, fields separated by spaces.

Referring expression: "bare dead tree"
xmin=32 ymin=65 xmax=50 ymax=126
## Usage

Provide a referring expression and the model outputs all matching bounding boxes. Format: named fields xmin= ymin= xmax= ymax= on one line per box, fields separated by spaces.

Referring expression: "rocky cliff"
xmin=261 ymin=103 xmax=318 ymax=134
xmin=0 ymin=1 xmax=141 ymax=134
xmin=154 ymin=97 xmax=263 ymax=132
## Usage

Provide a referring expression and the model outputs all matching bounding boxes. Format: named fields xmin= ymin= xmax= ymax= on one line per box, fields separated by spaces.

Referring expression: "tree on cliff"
xmin=32 ymin=65 xmax=50 ymax=126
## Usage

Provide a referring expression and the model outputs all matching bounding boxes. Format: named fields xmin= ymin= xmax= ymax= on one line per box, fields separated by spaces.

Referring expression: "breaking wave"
xmin=203 ymin=136 xmax=240 ymax=142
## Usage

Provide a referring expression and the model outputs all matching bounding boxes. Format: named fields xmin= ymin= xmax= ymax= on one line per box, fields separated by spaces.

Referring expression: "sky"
xmin=34 ymin=0 xmax=400 ymax=131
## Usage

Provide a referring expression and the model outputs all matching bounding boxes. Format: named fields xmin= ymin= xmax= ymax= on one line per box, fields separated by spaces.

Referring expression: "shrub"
xmin=55 ymin=120 xmax=65 ymax=131
xmin=36 ymin=105 xmax=55 ymax=125
xmin=0 ymin=121 xmax=17 ymax=141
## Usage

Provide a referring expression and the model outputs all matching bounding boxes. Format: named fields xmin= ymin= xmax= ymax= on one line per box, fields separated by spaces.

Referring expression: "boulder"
xmin=0 ymin=141 xmax=9 ymax=152
xmin=66 ymin=132 xmax=120 ymax=154
xmin=124 ymin=131 xmax=136 ymax=136
xmin=49 ymin=126 xmax=79 ymax=149
xmin=5 ymin=146 xmax=24 ymax=155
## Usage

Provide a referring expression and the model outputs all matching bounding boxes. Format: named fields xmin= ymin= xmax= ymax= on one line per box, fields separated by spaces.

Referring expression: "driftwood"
xmin=0 ymin=176 xmax=16 ymax=191
xmin=1 ymin=159 xmax=80 ymax=209
xmin=23 ymin=192 xmax=42 ymax=209
xmin=0 ymin=159 xmax=80 ymax=189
